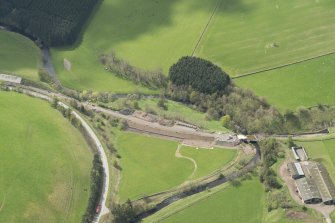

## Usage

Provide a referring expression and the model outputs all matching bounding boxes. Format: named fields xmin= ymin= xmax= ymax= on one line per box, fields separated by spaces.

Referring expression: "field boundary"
xmin=191 ymin=0 xmax=223 ymax=56
xmin=232 ymin=50 xmax=335 ymax=79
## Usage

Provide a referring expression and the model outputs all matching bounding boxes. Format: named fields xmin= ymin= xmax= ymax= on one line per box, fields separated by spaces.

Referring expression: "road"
xmin=8 ymin=87 xmax=110 ymax=223
xmin=70 ymin=108 xmax=110 ymax=223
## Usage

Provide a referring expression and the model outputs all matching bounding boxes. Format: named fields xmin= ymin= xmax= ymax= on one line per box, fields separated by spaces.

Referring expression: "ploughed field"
xmin=0 ymin=92 xmax=92 ymax=223
xmin=0 ymin=30 xmax=40 ymax=80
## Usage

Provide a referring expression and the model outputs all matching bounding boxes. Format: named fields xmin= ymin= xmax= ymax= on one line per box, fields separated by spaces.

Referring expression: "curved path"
xmin=175 ymin=144 xmax=198 ymax=179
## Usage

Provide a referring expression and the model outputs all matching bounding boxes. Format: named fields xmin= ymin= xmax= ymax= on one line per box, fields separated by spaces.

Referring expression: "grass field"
xmin=197 ymin=0 xmax=335 ymax=76
xmin=144 ymin=178 xmax=318 ymax=223
xmin=180 ymin=146 xmax=237 ymax=179
xmin=0 ymin=30 xmax=40 ymax=80
xmin=51 ymin=0 xmax=217 ymax=92
xmin=160 ymin=178 xmax=264 ymax=223
xmin=0 ymin=92 xmax=92 ymax=223
xmin=115 ymin=132 xmax=236 ymax=201
xmin=235 ymin=54 xmax=335 ymax=111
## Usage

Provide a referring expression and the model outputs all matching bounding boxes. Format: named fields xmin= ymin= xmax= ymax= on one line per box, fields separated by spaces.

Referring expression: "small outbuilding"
xmin=287 ymin=162 xmax=305 ymax=179
xmin=291 ymin=147 xmax=308 ymax=161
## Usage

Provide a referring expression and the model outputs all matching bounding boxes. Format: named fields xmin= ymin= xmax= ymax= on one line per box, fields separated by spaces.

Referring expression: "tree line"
xmin=0 ymin=0 xmax=98 ymax=46
xmin=100 ymin=52 xmax=168 ymax=89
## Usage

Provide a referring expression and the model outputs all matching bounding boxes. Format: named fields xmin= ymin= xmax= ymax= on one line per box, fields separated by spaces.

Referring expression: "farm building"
xmin=287 ymin=162 xmax=305 ymax=179
xmin=295 ymin=177 xmax=322 ymax=204
xmin=308 ymin=163 xmax=335 ymax=205
xmin=291 ymin=147 xmax=308 ymax=161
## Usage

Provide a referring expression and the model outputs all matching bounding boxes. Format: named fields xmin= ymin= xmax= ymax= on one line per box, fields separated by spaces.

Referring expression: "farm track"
xmin=175 ymin=145 xmax=198 ymax=179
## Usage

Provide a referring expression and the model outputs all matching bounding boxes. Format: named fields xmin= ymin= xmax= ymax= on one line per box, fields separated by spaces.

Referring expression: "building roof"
xmin=308 ymin=163 xmax=335 ymax=203
xmin=291 ymin=147 xmax=308 ymax=161
xmin=294 ymin=163 xmax=304 ymax=176
xmin=295 ymin=177 xmax=321 ymax=202
xmin=288 ymin=162 xmax=304 ymax=176
xmin=291 ymin=147 xmax=300 ymax=160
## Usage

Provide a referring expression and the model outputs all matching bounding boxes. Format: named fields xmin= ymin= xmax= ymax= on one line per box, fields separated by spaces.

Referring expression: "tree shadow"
xmin=59 ymin=0 xmax=254 ymax=51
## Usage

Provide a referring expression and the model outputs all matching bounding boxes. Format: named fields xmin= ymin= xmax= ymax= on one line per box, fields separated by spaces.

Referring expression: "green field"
xmin=0 ymin=92 xmax=92 ymax=223
xmin=197 ymin=0 xmax=335 ymax=76
xmin=115 ymin=132 xmax=236 ymax=201
xmin=235 ymin=54 xmax=335 ymax=111
xmin=180 ymin=146 xmax=237 ymax=179
xmin=0 ymin=30 xmax=40 ymax=80
xmin=161 ymin=178 xmax=264 ymax=223
xmin=51 ymin=0 xmax=217 ymax=92
xmin=144 ymin=178 xmax=318 ymax=223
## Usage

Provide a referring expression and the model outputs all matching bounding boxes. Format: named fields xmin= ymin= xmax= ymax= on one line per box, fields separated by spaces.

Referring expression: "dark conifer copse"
xmin=169 ymin=56 xmax=230 ymax=94
xmin=0 ymin=0 xmax=98 ymax=46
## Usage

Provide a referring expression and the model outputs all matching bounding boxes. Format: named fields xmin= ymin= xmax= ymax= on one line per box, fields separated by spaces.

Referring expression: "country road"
xmin=9 ymin=87 xmax=110 ymax=223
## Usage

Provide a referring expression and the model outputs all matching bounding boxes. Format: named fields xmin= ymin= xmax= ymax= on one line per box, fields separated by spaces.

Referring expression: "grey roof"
xmin=308 ymin=163 xmax=335 ymax=203
xmin=288 ymin=162 xmax=305 ymax=177
xmin=295 ymin=177 xmax=321 ymax=202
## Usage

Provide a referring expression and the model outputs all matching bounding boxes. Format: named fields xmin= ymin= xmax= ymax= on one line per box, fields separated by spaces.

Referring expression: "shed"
xmin=308 ymin=163 xmax=335 ymax=205
xmin=291 ymin=147 xmax=308 ymax=161
xmin=295 ymin=177 xmax=322 ymax=204
xmin=287 ymin=162 xmax=305 ymax=179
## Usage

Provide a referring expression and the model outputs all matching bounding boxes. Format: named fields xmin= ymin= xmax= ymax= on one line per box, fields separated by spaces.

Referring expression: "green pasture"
xmin=115 ymin=132 xmax=191 ymax=201
xmin=144 ymin=178 xmax=318 ymax=223
xmin=0 ymin=30 xmax=40 ymax=80
xmin=51 ymin=0 xmax=217 ymax=92
xmin=52 ymin=0 xmax=215 ymax=93
xmin=235 ymin=54 xmax=335 ymax=111
xmin=160 ymin=178 xmax=264 ymax=223
xmin=0 ymin=92 xmax=92 ymax=223
xmin=180 ymin=146 xmax=237 ymax=179
xmin=197 ymin=0 xmax=335 ymax=76
xmin=115 ymin=132 xmax=236 ymax=201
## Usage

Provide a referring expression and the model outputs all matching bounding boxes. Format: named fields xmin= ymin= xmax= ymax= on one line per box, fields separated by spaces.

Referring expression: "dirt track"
xmin=175 ymin=144 xmax=198 ymax=179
